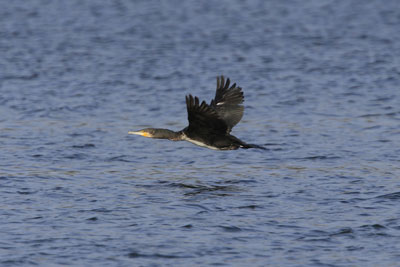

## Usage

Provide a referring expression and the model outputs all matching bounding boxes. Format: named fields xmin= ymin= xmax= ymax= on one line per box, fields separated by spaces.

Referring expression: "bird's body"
xmin=129 ymin=76 xmax=264 ymax=150
xmin=181 ymin=129 xmax=250 ymax=150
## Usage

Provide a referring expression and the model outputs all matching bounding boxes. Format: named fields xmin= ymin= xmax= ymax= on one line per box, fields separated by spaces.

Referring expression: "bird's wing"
xmin=186 ymin=95 xmax=228 ymax=134
xmin=210 ymin=75 xmax=244 ymax=133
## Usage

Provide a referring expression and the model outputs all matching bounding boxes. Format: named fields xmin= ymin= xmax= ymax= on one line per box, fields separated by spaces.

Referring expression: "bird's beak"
xmin=128 ymin=131 xmax=151 ymax=137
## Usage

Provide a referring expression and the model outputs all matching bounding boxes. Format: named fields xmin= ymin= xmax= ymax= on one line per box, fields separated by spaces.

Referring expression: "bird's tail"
xmin=240 ymin=143 xmax=267 ymax=150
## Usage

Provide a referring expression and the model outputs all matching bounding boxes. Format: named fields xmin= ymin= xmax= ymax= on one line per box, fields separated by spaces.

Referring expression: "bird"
xmin=128 ymin=75 xmax=265 ymax=150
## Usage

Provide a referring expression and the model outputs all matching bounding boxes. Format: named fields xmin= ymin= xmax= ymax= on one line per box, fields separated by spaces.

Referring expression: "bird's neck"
xmin=155 ymin=129 xmax=183 ymax=141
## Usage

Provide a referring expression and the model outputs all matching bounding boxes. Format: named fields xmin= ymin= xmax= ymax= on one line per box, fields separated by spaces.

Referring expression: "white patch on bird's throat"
xmin=182 ymin=133 xmax=219 ymax=150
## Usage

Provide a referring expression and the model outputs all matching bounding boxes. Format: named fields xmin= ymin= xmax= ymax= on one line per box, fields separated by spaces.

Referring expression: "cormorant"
xmin=129 ymin=76 xmax=265 ymax=150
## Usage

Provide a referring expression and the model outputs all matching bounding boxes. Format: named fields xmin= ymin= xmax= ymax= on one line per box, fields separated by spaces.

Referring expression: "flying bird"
xmin=129 ymin=76 xmax=264 ymax=150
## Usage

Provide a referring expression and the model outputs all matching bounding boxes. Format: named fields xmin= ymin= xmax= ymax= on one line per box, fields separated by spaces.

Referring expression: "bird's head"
xmin=128 ymin=128 xmax=158 ymax=138
xmin=128 ymin=128 xmax=179 ymax=140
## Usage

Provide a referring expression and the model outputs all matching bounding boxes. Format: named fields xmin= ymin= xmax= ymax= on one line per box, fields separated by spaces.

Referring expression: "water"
xmin=1 ymin=0 xmax=400 ymax=266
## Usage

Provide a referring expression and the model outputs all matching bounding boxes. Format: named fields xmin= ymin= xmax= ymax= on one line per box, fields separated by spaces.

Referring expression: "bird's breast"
xmin=181 ymin=133 xmax=220 ymax=150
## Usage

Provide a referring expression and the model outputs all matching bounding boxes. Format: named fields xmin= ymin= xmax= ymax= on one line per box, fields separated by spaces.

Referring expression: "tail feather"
xmin=240 ymin=143 xmax=267 ymax=150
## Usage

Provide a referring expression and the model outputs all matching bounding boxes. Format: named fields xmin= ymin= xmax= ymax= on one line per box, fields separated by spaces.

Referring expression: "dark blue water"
xmin=1 ymin=0 xmax=400 ymax=266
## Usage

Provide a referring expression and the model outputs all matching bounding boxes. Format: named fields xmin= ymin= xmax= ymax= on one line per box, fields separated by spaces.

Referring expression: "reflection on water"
xmin=1 ymin=0 xmax=400 ymax=266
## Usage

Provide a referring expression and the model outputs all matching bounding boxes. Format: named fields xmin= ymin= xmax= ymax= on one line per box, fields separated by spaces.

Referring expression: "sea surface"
xmin=1 ymin=0 xmax=400 ymax=266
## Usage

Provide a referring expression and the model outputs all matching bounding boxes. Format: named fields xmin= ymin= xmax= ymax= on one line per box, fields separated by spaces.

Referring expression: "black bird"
xmin=129 ymin=76 xmax=264 ymax=150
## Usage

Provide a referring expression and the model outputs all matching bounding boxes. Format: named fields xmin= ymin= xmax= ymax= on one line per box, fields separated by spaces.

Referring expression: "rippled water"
xmin=1 ymin=0 xmax=400 ymax=266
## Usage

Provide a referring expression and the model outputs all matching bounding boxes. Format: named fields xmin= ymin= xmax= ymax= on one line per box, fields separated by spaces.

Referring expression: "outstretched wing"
xmin=186 ymin=95 xmax=228 ymax=134
xmin=210 ymin=76 xmax=244 ymax=133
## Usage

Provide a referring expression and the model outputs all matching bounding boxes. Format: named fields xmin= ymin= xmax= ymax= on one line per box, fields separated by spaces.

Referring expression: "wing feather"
xmin=210 ymin=75 xmax=244 ymax=132
xmin=186 ymin=95 xmax=228 ymax=134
